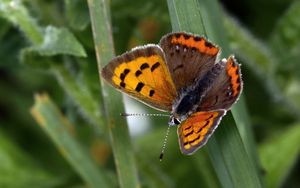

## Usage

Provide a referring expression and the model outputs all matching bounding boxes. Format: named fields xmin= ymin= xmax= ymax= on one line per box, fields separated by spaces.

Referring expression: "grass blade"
xmin=0 ymin=0 xmax=43 ymax=45
xmin=31 ymin=94 xmax=112 ymax=188
xmin=0 ymin=129 xmax=62 ymax=187
xmin=87 ymin=0 xmax=140 ymax=187
xmin=166 ymin=0 xmax=263 ymax=187
xmin=259 ymin=123 xmax=300 ymax=188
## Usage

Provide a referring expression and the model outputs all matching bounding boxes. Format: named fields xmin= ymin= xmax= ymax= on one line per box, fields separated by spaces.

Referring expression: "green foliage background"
xmin=0 ymin=0 xmax=300 ymax=187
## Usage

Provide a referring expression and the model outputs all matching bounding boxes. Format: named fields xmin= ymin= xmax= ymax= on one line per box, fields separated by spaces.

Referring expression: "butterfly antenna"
xmin=199 ymin=8 xmax=208 ymax=39
xmin=159 ymin=124 xmax=171 ymax=161
xmin=120 ymin=112 xmax=169 ymax=117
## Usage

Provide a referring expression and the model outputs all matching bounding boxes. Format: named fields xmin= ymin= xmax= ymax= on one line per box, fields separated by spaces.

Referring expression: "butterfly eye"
xmin=168 ymin=116 xmax=181 ymax=126
xmin=174 ymin=118 xmax=181 ymax=125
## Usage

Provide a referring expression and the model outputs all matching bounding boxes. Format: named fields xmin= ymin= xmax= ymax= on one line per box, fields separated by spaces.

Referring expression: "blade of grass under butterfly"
xmin=87 ymin=0 xmax=140 ymax=188
xmin=31 ymin=94 xmax=112 ymax=188
xmin=166 ymin=0 xmax=263 ymax=187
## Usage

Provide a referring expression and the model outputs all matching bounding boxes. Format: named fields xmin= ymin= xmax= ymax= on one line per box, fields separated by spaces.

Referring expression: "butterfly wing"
xmin=101 ymin=45 xmax=177 ymax=111
xmin=199 ymin=56 xmax=243 ymax=111
xmin=160 ymin=32 xmax=220 ymax=92
xmin=177 ymin=110 xmax=226 ymax=155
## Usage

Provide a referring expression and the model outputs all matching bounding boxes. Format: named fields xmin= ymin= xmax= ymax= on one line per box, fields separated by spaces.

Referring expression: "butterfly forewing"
xmin=101 ymin=45 xmax=177 ymax=111
xmin=160 ymin=32 xmax=220 ymax=92
xmin=199 ymin=56 xmax=243 ymax=111
xmin=177 ymin=110 xmax=226 ymax=155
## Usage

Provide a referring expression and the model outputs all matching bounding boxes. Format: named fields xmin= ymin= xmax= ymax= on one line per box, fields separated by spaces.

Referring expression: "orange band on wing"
xmin=171 ymin=34 xmax=219 ymax=56
xmin=226 ymin=56 xmax=242 ymax=97
xmin=178 ymin=110 xmax=225 ymax=155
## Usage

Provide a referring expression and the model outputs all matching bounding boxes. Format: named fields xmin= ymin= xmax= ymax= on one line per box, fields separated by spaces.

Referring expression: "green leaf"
xmin=21 ymin=26 xmax=86 ymax=63
xmin=259 ymin=123 xmax=300 ymax=188
xmin=32 ymin=26 xmax=87 ymax=57
xmin=166 ymin=0 xmax=263 ymax=187
xmin=30 ymin=93 xmax=113 ymax=188
xmin=0 ymin=0 xmax=43 ymax=44
xmin=87 ymin=0 xmax=140 ymax=187
xmin=21 ymin=25 xmax=102 ymax=130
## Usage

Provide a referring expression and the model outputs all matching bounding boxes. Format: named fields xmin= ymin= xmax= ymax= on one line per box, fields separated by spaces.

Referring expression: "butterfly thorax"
xmin=168 ymin=61 xmax=226 ymax=126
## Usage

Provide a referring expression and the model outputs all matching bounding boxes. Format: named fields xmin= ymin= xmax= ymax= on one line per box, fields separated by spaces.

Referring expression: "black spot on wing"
xmin=204 ymin=41 xmax=214 ymax=48
xmin=194 ymin=36 xmax=202 ymax=41
xmin=189 ymin=135 xmax=201 ymax=145
xmin=195 ymin=121 xmax=209 ymax=134
xmin=205 ymin=114 xmax=214 ymax=121
xmin=183 ymin=142 xmax=189 ymax=146
xmin=184 ymin=130 xmax=193 ymax=137
xmin=184 ymin=126 xmax=192 ymax=131
xmin=175 ymin=33 xmax=181 ymax=38
xmin=120 ymin=69 xmax=130 ymax=81
xmin=120 ymin=82 xmax=126 ymax=88
xmin=183 ymin=134 xmax=201 ymax=146
xmin=151 ymin=62 xmax=160 ymax=72
xmin=149 ymin=90 xmax=155 ymax=97
xmin=135 ymin=82 xmax=145 ymax=92
xmin=183 ymin=34 xmax=190 ymax=40
xmin=140 ymin=63 xmax=150 ymax=70
xmin=135 ymin=70 xmax=142 ymax=77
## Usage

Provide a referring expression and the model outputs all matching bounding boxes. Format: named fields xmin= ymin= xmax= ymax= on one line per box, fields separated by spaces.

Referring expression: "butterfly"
xmin=101 ymin=32 xmax=243 ymax=155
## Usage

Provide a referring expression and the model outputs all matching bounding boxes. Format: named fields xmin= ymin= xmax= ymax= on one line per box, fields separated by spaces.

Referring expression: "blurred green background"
xmin=0 ymin=0 xmax=300 ymax=187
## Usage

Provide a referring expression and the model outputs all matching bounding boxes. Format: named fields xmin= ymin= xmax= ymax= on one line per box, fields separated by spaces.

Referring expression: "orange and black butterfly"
xmin=101 ymin=32 xmax=243 ymax=155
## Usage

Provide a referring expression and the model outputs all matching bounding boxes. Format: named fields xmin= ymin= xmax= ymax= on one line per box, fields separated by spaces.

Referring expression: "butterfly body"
xmin=101 ymin=32 xmax=243 ymax=155
xmin=171 ymin=59 xmax=227 ymax=125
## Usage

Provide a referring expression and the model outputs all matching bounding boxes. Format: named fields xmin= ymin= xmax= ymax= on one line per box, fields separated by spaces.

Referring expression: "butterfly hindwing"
xmin=199 ymin=56 xmax=243 ymax=111
xmin=160 ymin=32 xmax=220 ymax=92
xmin=177 ymin=110 xmax=226 ymax=155
xmin=101 ymin=45 xmax=177 ymax=111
